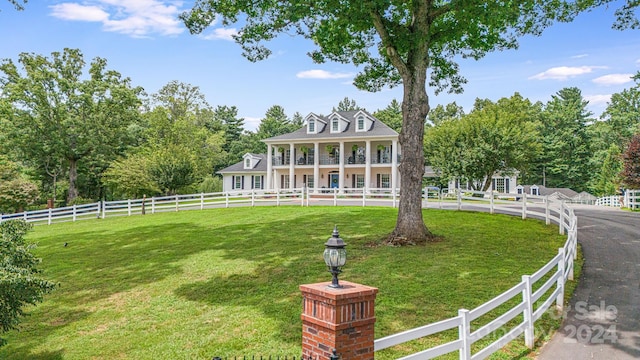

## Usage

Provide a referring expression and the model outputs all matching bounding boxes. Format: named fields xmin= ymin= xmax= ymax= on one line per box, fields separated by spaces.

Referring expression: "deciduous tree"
xmin=425 ymin=94 xmax=541 ymax=191
xmin=181 ymin=0 xmax=634 ymax=244
xmin=621 ymin=133 xmax=640 ymax=189
xmin=0 ymin=48 xmax=143 ymax=203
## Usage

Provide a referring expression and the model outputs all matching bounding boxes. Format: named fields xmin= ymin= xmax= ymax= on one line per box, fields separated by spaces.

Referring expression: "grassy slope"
xmin=0 ymin=206 xmax=576 ymax=359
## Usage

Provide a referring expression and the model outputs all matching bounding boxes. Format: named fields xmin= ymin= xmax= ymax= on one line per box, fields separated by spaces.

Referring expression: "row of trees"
xmin=424 ymin=79 xmax=640 ymax=195
xmin=0 ymin=49 xmax=403 ymax=212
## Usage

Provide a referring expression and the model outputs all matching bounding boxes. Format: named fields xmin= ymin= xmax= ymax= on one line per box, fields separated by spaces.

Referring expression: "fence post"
xmin=200 ymin=193 xmax=205 ymax=210
xmin=545 ymin=196 xmax=550 ymax=225
xmin=522 ymin=275 xmax=534 ymax=349
xmin=300 ymin=281 xmax=378 ymax=360
xmin=226 ymin=192 xmax=230 ymax=208
xmin=251 ymin=190 xmax=255 ymax=207
xmin=96 ymin=201 xmax=101 ymax=219
xmin=276 ymin=190 xmax=280 ymax=206
xmin=301 ymin=188 xmax=304 ymax=207
xmin=333 ymin=188 xmax=337 ymax=206
xmin=72 ymin=205 xmax=77 ymax=222
xmin=362 ymin=188 xmax=366 ymax=207
xmin=559 ymin=201 xmax=565 ymax=235
xmin=102 ymin=200 xmax=106 ymax=219
xmin=392 ymin=188 xmax=397 ymax=208
xmin=48 ymin=208 xmax=52 ymax=225
xmin=490 ymin=191 xmax=494 ymax=214
xmin=128 ymin=199 xmax=132 ymax=216
xmin=175 ymin=195 xmax=179 ymax=212
xmin=457 ymin=190 xmax=462 ymax=211
xmin=458 ymin=309 xmax=471 ymax=360
xmin=522 ymin=192 xmax=527 ymax=220
xmin=557 ymin=248 xmax=565 ymax=312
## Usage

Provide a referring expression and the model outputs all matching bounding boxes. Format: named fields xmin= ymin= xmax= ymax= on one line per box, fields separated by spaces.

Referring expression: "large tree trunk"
xmin=67 ymin=158 xmax=79 ymax=204
xmin=385 ymin=69 xmax=435 ymax=245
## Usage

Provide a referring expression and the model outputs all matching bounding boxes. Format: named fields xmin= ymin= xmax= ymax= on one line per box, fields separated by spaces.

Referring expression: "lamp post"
xmin=324 ymin=226 xmax=347 ymax=288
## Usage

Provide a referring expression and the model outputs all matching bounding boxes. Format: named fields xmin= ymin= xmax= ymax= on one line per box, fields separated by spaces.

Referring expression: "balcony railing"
xmin=272 ymin=156 xmax=290 ymax=166
xmin=345 ymin=155 xmax=366 ymax=165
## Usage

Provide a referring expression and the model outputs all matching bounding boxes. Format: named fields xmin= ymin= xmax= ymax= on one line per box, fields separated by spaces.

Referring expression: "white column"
xmin=313 ymin=142 xmax=320 ymax=193
xmin=266 ymin=144 xmax=273 ymax=190
xmin=391 ymin=140 xmax=399 ymax=192
xmin=365 ymin=140 xmax=371 ymax=193
xmin=289 ymin=143 xmax=295 ymax=190
xmin=339 ymin=141 xmax=345 ymax=191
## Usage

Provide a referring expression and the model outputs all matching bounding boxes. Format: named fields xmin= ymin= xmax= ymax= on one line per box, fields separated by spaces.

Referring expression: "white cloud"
xmin=571 ymin=54 xmax=588 ymax=59
xmin=49 ymin=1 xmax=185 ymax=38
xmin=584 ymin=94 xmax=611 ymax=106
xmin=201 ymin=28 xmax=238 ymax=41
xmin=528 ymin=66 xmax=607 ymax=81
xmin=592 ymin=73 xmax=633 ymax=86
xmin=296 ymin=70 xmax=353 ymax=79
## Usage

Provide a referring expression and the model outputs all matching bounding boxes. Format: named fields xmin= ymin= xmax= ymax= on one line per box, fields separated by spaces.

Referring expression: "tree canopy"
xmin=621 ymin=133 xmax=640 ymax=189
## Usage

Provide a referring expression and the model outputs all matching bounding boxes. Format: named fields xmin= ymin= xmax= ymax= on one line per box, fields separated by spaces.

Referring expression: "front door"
xmin=329 ymin=173 xmax=339 ymax=188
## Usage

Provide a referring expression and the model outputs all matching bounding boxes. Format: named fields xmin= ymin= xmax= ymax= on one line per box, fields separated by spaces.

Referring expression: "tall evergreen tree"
xmin=374 ymin=99 xmax=403 ymax=133
xmin=333 ymin=97 xmax=362 ymax=112
xmin=538 ymin=87 xmax=593 ymax=191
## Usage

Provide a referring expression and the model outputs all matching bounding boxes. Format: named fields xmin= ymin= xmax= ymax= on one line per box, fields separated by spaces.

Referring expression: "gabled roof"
xmin=518 ymin=185 xmax=579 ymax=198
xmin=217 ymin=154 xmax=267 ymax=174
xmin=263 ymin=110 xmax=398 ymax=142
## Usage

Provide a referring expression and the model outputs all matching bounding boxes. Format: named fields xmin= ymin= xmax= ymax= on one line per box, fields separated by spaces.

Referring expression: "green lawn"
xmin=0 ymin=206 xmax=577 ymax=359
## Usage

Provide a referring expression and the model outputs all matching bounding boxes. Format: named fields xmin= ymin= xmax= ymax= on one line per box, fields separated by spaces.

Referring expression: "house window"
xmin=244 ymin=158 xmax=251 ymax=169
xmin=308 ymin=119 xmax=315 ymax=133
xmin=377 ymin=174 xmax=390 ymax=188
xmin=494 ymin=178 xmax=505 ymax=193
xmin=332 ymin=117 xmax=339 ymax=132
xmin=355 ymin=174 xmax=365 ymax=188
xmin=304 ymin=175 xmax=315 ymax=189
xmin=281 ymin=174 xmax=290 ymax=189
xmin=357 ymin=116 xmax=365 ymax=131
xmin=253 ymin=175 xmax=262 ymax=189
xmin=234 ymin=176 xmax=243 ymax=190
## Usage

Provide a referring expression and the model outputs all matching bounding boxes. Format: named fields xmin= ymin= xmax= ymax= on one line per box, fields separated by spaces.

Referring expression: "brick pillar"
xmin=300 ymin=281 xmax=378 ymax=360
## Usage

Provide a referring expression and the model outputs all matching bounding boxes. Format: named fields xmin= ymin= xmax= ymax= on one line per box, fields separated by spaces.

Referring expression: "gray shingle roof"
xmin=262 ymin=110 xmax=398 ymax=142
xmin=217 ymin=154 xmax=267 ymax=174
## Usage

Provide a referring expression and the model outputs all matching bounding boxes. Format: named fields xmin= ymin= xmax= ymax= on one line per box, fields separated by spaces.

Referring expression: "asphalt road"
xmin=536 ymin=206 xmax=640 ymax=360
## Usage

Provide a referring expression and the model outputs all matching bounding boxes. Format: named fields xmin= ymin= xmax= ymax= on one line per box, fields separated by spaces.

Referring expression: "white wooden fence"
xmin=595 ymin=189 xmax=640 ymax=209
xmin=0 ymin=187 xmax=580 ymax=360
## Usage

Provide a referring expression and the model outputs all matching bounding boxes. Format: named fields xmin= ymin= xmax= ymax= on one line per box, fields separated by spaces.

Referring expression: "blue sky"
xmin=1 ymin=1 xmax=638 ymax=131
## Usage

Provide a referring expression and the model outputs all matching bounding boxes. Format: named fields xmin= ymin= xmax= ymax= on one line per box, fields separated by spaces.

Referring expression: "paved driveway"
xmin=537 ymin=206 xmax=640 ymax=359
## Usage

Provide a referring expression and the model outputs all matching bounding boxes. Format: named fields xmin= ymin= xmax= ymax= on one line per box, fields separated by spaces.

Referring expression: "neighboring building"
xmin=423 ymin=166 xmax=518 ymax=194
xmin=516 ymin=185 xmax=596 ymax=204
xmin=218 ymin=153 xmax=267 ymax=192
xmin=218 ymin=110 xmax=400 ymax=192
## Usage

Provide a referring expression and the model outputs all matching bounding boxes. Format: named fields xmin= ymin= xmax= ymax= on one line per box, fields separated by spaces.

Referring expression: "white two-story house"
xmin=218 ymin=110 xmax=400 ymax=193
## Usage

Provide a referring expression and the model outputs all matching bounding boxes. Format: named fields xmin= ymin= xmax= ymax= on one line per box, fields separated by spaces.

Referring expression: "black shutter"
xmin=505 ymin=178 xmax=510 ymax=193
xmin=241 ymin=176 xmax=245 ymax=189
xmin=261 ymin=176 xmax=264 ymax=189
xmin=231 ymin=176 xmax=235 ymax=190
xmin=492 ymin=179 xmax=496 ymax=192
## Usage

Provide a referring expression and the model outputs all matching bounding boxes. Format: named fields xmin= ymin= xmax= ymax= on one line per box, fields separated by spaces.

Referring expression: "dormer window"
xmin=244 ymin=158 xmax=251 ymax=169
xmin=531 ymin=185 xmax=539 ymax=196
xmin=308 ymin=119 xmax=315 ymax=133
xmin=332 ymin=117 xmax=339 ymax=132
xmin=357 ymin=116 xmax=365 ymax=131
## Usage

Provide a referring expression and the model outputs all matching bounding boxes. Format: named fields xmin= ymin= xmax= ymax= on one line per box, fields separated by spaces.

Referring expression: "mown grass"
xmin=0 ymin=206 xmax=579 ymax=359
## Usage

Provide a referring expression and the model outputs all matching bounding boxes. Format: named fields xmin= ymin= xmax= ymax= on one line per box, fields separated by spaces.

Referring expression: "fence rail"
xmin=374 ymin=189 xmax=578 ymax=360
xmin=0 ymin=187 xmax=581 ymax=360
